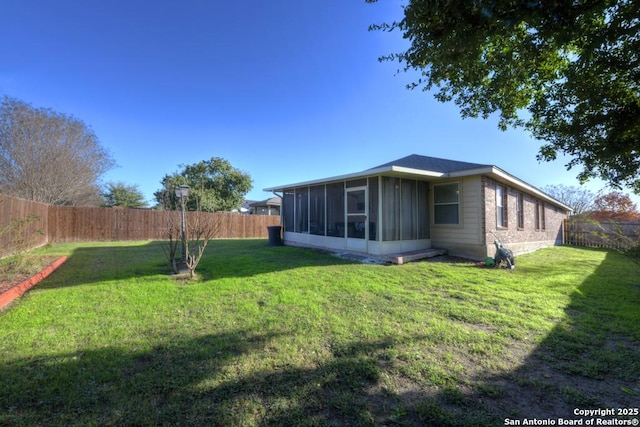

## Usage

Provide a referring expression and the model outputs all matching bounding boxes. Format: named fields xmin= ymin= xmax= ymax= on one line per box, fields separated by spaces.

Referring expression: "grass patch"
xmin=1 ymin=241 xmax=638 ymax=425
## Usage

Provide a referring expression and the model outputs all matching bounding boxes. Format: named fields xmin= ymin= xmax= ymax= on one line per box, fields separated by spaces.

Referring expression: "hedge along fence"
xmin=0 ymin=193 xmax=280 ymax=255
xmin=564 ymin=219 xmax=640 ymax=250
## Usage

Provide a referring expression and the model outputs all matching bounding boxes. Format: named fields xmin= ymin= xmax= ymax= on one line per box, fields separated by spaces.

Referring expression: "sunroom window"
xmin=295 ymin=188 xmax=308 ymax=233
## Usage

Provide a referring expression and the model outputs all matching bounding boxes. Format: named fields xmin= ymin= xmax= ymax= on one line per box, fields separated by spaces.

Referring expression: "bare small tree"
xmin=160 ymin=184 xmax=221 ymax=279
xmin=182 ymin=209 xmax=221 ymax=278
xmin=161 ymin=210 xmax=182 ymax=274
xmin=0 ymin=96 xmax=115 ymax=206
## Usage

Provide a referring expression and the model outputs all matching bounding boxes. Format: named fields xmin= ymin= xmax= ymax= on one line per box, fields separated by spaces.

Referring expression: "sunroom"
xmin=263 ymin=155 xmax=477 ymax=257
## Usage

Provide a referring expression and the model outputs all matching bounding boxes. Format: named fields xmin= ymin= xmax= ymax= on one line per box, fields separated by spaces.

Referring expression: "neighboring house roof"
xmin=249 ymin=196 xmax=281 ymax=208
xmin=264 ymin=154 xmax=572 ymax=212
xmin=242 ymin=200 xmax=258 ymax=209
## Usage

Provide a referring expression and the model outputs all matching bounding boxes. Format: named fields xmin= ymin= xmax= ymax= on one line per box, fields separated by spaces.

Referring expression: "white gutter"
xmin=448 ymin=166 xmax=572 ymax=211
xmin=263 ymin=166 xmax=444 ymax=192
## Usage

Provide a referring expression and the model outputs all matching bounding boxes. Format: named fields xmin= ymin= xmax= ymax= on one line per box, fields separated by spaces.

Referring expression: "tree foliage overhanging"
xmin=155 ymin=157 xmax=253 ymax=212
xmin=368 ymin=0 xmax=640 ymax=193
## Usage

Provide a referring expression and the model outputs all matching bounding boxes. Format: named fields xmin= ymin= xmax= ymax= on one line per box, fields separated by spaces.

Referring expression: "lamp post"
xmin=174 ymin=184 xmax=190 ymax=274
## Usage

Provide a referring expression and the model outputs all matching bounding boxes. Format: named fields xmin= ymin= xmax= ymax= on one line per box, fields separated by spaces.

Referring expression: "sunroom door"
xmin=346 ymin=186 xmax=367 ymax=252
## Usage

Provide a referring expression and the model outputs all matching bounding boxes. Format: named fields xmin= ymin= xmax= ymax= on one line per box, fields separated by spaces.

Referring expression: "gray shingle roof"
xmin=369 ymin=154 xmax=490 ymax=174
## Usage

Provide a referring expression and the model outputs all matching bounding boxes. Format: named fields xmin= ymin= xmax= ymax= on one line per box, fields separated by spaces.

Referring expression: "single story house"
xmin=248 ymin=197 xmax=281 ymax=216
xmin=263 ymin=154 xmax=572 ymax=261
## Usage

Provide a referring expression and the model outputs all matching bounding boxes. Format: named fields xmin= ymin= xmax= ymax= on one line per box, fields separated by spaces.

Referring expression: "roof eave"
xmin=479 ymin=167 xmax=573 ymax=212
xmin=263 ymin=166 xmax=445 ymax=192
xmin=264 ymin=164 xmax=572 ymax=212
xmin=263 ymin=166 xmax=436 ymax=192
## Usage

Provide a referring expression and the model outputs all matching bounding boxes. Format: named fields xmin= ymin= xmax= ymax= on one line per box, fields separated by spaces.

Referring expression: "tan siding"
xmin=431 ymin=176 xmax=484 ymax=257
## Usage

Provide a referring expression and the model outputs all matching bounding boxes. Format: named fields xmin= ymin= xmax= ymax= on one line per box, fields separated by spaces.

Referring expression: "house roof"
xmin=264 ymin=154 xmax=572 ymax=212
xmin=369 ymin=154 xmax=489 ymax=174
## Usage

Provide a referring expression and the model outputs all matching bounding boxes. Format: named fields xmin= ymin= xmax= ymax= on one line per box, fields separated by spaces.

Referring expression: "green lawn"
xmin=1 ymin=240 xmax=638 ymax=426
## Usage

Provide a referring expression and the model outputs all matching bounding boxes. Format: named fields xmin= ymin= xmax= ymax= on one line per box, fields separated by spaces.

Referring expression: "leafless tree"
xmin=183 ymin=209 xmax=221 ymax=278
xmin=161 ymin=209 xmax=182 ymax=273
xmin=160 ymin=185 xmax=221 ymax=279
xmin=542 ymin=184 xmax=596 ymax=216
xmin=0 ymin=96 xmax=115 ymax=205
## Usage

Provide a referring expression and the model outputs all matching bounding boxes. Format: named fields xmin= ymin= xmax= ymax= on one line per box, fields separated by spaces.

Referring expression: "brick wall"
xmin=482 ymin=177 xmax=567 ymax=258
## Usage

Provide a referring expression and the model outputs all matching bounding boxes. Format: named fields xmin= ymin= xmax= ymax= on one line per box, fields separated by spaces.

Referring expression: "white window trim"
xmin=433 ymin=182 xmax=461 ymax=226
xmin=496 ymin=185 xmax=507 ymax=228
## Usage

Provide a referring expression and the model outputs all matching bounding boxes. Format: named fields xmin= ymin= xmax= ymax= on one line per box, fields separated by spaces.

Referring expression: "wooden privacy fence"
xmin=0 ymin=194 xmax=280 ymax=255
xmin=47 ymin=206 xmax=280 ymax=242
xmin=0 ymin=195 xmax=49 ymax=258
xmin=564 ymin=219 xmax=640 ymax=250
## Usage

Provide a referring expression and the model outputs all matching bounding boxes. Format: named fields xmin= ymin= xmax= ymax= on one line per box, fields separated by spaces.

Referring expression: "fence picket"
xmin=564 ymin=219 xmax=640 ymax=250
xmin=0 ymin=194 xmax=280 ymax=256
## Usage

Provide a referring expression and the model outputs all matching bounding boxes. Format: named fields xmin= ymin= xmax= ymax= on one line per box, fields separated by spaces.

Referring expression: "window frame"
xmin=496 ymin=184 xmax=507 ymax=228
xmin=433 ymin=182 xmax=460 ymax=225
xmin=516 ymin=192 xmax=524 ymax=229
xmin=535 ymin=200 xmax=546 ymax=231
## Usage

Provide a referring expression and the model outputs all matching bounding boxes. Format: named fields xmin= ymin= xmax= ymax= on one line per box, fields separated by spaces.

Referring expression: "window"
xmin=368 ymin=177 xmax=378 ymax=241
xmin=516 ymin=192 xmax=524 ymax=229
xmin=400 ymin=180 xmax=417 ymax=239
xmin=535 ymin=200 xmax=546 ymax=231
xmin=283 ymin=190 xmax=295 ymax=232
xmin=309 ymin=185 xmax=325 ymax=235
xmin=346 ymin=178 xmax=367 ymax=188
xmin=433 ymin=183 xmax=459 ymax=225
xmin=381 ymin=177 xmax=427 ymax=241
xmin=295 ymin=188 xmax=308 ymax=233
xmin=382 ymin=177 xmax=401 ymax=240
xmin=496 ymin=185 xmax=507 ymax=228
xmin=417 ymin=181 xmax=430 ymax=239
xmin=326 ymin=182 xmax=344 ymax=237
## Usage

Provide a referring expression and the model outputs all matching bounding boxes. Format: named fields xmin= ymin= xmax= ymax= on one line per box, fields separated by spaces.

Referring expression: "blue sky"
xmin=2 ymin=0 xmax=636 ymax=206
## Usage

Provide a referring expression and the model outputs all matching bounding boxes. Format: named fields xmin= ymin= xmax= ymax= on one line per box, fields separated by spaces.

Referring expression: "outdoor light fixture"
xmin=174 ymin=184 xmax=190 ymax=199
xmin=175 ymin=184 xmax=190 ymax=274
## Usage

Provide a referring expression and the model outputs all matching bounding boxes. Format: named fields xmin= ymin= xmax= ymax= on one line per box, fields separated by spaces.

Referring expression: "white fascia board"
xmin=263 ymin=167 xmax=393 ymax=192
xmin=263 ymin=166 xmax=444 ymax=192
xmin=459 ymin=166 xmax=573 ymax=212
xmin=388 ymin=166 xmax=446 ymax=178
xmin=446 ymin=166 xmax=495 ymax=178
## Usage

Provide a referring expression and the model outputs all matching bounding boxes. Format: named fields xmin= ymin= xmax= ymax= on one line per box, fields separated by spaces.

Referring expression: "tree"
xmin=368 ymin=0 xmax=640 ymax=193
xmin=541 ymin=184 xmax=595 ymax=215
xmin=162 ymin=204 xmax=221 ymax=279
xmin=102 ymin=181 xmax=148 ymax=208
xmin=154 ymin=157 xmax=253 ymax=212
xmin=0 ymin=96 xmax=115 ymax=205
xmin=591 ymin=191 xmax=640 ymax=221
